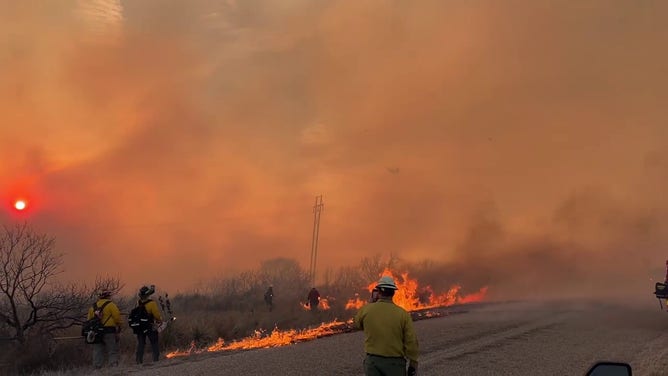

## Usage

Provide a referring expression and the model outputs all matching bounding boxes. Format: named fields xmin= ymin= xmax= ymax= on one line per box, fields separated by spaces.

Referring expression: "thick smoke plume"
xmin=1 ymin=1 xmax=667 ymax=297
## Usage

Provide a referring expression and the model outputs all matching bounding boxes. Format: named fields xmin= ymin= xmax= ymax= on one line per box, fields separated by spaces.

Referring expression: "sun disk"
xmin=14 ymin=200 xmax=27 ymax=211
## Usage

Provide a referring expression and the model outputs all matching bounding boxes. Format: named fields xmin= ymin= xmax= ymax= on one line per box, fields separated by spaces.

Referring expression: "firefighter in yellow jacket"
xmin=135 ymin=285 xmax=163 ymax=364
xmin=354 ymin=276 xmax=419 ymax=376
xmin=87 ymin=289 xmax=123 ymax=368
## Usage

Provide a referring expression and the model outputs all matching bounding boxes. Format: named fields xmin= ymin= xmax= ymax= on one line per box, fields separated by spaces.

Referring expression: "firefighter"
xmin=135 ymin=285 xmax=163 ymax=364
xmin=354 ymin=276 xmax=419 ymax=376
xmin=88 ymin=289 xmax=123 ymax=368
xmin=663 ymin=259 xmax=668 ymax=310
xmin=307 ymin=287 xmax=320 ymax=312
xmin=264 ymin=285 xmax=274 ymax=312
xmin=370 ymin=287 xmax=380 ymax=303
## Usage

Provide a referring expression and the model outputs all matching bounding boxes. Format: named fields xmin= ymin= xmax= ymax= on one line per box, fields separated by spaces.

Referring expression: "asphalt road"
xmin=77 ymin=300 xmax=668 ymax=376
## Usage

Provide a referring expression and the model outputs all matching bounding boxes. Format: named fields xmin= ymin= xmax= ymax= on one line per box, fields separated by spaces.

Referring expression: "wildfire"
xmin=299 ymin=297 xmax=331 ymax=311
xmin=166 ymin=319 xmax=353 ymax=359
xmin=345 ymin=268 xmax=488 ymax=312
xmin=345 ymin=294 xmax=365 ymax=310
xmin=165 ymin=268 xmax=487 ymax=361
xmin=321 ymin=298 xmax=331 ymax=310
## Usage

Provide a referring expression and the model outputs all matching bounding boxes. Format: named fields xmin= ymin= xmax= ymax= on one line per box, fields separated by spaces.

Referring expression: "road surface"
xmin=75 ymin=300 xmax=668 ymax=375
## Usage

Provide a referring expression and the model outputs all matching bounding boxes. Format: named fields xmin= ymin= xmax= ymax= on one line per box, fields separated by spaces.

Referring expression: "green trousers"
xmin=364 ymin=354 xmax=407 ymax=376
xmin=93 ymin=333 xmax=119 ymax=368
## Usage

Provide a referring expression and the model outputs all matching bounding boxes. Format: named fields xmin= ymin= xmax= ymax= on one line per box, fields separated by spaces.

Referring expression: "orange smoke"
xmin=166 ymin=319 xmax=353 ymax=359
xmin=345 ymin=268 xmax=488 ymax=311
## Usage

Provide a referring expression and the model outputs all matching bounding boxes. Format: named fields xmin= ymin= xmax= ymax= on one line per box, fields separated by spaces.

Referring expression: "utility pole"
xmin=309 ymin=195 xmax=324 ymax=287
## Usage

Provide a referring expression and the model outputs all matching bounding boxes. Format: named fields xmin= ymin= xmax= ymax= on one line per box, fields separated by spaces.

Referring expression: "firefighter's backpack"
xmin=81 ymin=301 xmax=112 ymax=344
xmin=128 ymin=300 xmax=153 ymax=334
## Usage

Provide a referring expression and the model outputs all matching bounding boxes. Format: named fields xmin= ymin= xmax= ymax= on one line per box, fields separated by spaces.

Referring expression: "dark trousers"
xmin=364 ymin=354 xmax=407 ymax=376
xmin=136 ymin=330 xmax=159 ymax=363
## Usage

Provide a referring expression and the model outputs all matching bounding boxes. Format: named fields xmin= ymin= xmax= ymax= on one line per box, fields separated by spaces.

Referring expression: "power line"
xmin=309 ymin=195 xmax=323 ymax=287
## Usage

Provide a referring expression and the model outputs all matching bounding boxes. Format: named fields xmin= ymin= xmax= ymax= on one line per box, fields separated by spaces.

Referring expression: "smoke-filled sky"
xmin=1 ymin=0 xmax=667 ymax=297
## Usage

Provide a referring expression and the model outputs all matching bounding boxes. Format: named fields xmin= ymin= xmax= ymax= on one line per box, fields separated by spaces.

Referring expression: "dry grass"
xmin=11 ymin=256 xmax=386 ymax=375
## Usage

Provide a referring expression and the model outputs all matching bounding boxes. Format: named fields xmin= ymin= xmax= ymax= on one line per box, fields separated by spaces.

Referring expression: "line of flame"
xmin=299 ymin=297 xmax=332 ymax=311
xmin=166 ymin=269 xmax=487 ymax=359
xmin=345 ymin=268 xmax=488 ymax=312
xmin=166 ymin=319 xmax=352 ymax=359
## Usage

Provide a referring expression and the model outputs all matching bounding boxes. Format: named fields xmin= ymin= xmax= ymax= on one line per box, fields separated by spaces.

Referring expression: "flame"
xmin=345 ymin=295 xmax=365 ymax=310
xmin=166 ymin=319 xmax=353 ymax=359
xmin=299 ymin=297 xmax=331 ymax=311
xmin=457 ymin=286 xmax=489 ymax=304
xmin=165 ymin=269 xmax=486 ymax=360
xmin=345 ymin=268 xmax=488 ymax=311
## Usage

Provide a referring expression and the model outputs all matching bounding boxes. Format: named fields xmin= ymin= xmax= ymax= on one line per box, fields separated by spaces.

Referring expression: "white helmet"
xmin=376 ymin=276 xmax=398 ymax=290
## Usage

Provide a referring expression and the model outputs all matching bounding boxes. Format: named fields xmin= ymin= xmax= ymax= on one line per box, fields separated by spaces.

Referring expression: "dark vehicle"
xmin=586 ymin=362 xmax=632 ymax=376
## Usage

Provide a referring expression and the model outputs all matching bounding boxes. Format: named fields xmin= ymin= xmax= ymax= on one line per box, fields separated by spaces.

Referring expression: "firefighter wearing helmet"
xmin=354 ymin=276 xmax=420 ymax=376
xmin=133 ymin=284 xmax=163 ymax=364
xmin=87 ymin=289 xmax=122 ymax=368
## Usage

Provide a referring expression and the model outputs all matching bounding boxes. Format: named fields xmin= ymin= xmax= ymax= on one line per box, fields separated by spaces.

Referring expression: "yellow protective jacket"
xmin=87 ymin=298 xmax=122 ymax=330
xmin=354 ymin=297 xmax=419 ymax=363
xmin=138 ymin=298 xmax=163 ymax=323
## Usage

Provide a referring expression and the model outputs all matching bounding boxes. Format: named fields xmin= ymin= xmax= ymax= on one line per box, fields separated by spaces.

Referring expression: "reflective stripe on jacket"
xmin=139 ymin=298 xmax=163 ymax=322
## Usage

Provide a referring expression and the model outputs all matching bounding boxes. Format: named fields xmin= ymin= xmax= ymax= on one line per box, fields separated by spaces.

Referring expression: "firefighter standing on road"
xmin=354 ymin=276 xmax=419 ymax=376
xmin=370 ymin=287 xmax=380 ymax=303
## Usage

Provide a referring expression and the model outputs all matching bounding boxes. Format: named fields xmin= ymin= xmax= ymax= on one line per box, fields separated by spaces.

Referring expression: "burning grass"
xmin=166 ymin=268 xmax=487 ymax=359
xmin=345 ymin=268 xmax=488 ymax=311
xmin=299 ymin=297 xmax=332 ymax=311
xmin=165 ymin=308 xmax=451 ymax=359
xmin=166 ymin=319 xmax=353 ymax=358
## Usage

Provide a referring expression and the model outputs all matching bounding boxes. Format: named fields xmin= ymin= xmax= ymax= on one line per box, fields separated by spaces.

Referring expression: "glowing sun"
xmin=14 ymin=200 xmax=27 ymax=211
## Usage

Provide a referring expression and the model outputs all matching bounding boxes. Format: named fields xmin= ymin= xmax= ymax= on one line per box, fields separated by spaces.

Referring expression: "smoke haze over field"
xmin=1 ymin=0 xmax=667 ymax=296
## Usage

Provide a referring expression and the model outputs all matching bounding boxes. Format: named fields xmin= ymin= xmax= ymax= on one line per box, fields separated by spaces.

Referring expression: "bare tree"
xmin=334 ymin=265 xmax=367 ymax=292
xmin=258 ymin=258 xmax=309 ymax=300
xmin=0 ymin=223 xmax=88 ymax=343
xmin=90 ymin=275 xmax=124 ymax=300
xmin=359 ymin=254 xmax=385 ymax=283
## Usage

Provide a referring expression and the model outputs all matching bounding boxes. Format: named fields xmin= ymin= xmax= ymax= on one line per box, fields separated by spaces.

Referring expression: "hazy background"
xmin=1 ymin=0 xmax=667 ymax=299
